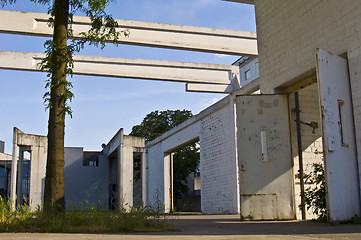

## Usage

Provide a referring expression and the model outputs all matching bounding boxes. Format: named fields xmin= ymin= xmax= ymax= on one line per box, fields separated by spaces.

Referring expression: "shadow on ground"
xmin=156 ymin=214 xmax=361 ymax=236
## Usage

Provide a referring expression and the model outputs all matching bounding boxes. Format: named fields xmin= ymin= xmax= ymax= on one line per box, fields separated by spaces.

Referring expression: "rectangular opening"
xmin=338 ymin=99 xmax=348 ymax=147
xmin=245 ymin=69 xmax=251 ymax=80
xmin=261 ymin=130 xmax=268 ymax=161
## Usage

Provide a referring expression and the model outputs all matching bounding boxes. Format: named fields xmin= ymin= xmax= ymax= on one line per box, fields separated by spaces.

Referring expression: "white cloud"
xmin=214 ymin=54 xmax=228 ymax=59
xmin=198 ymin=96 xmax=223 ymax=109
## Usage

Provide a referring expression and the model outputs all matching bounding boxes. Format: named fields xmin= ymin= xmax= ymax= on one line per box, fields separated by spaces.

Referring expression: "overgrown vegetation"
xmin=302 ymin=163 xmax=327 ymax=221
xmin=0 ymin=197 xmax=172 ymax=233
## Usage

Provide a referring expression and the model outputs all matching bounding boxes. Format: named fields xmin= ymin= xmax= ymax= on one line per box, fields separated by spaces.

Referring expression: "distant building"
xmin=3 ymin=128 xmax=145 ymax=210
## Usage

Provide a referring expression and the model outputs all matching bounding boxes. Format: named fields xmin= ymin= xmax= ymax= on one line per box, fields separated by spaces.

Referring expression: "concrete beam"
xmin=223 ymin=0 xmax=254 ymax=4
xmin=0 ymin=10 xmax=257 ymax=56
xmin=0 ymin=153 xmax=12 ymax=161
xmin=0 ymin=51 xmax=238 ymax=86
xmin=186 ymin=83 xmax=234 ymax=93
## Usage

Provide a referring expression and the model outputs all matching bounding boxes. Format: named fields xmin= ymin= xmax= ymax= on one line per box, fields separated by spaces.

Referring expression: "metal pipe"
xmin=295 ymin=92 xmax=306 ymax=220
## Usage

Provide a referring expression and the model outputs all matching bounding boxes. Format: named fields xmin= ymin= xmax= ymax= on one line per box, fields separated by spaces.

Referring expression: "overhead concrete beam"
xmin=0 ymin=153 xmax=12 ymax=161
xmin=0 ymin=10 xmax=257 ymax=56
xmin=0 ymin=51 xmax=238 ymax=87
xmin=186 ymin=83 xmax=234 ymax=93
xmin=223 ymin=0 xmax=255 ymax=4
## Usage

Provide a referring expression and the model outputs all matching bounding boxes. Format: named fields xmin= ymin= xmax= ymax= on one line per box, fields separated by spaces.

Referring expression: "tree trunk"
xmin=43 ymin=0 xmax=69 ymax=213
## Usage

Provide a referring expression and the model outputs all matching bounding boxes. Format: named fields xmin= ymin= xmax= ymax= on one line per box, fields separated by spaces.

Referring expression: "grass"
xmin=0 ymin=197 xmax=174 ymax=233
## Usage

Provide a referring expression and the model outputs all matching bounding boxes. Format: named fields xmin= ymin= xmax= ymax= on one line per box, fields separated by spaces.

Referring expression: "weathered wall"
xmin=255 ymin=0 xmax=361 ymax=217
xmin=255 ymin=0 xmax=361 ymax=92
xmin=64 ymin=147 xmax=109 ymax=209
xmin=348 ymin=48 xmax=361 ymax=193
xmin=146 ymin=142 xmax=164 ymax=208
xmin=200 ymin=103 xmax=238 ymax=214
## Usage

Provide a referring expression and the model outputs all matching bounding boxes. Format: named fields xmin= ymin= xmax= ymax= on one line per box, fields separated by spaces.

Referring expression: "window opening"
xmin=245 ymin=69 xmax=251 ymax=80
xmin=338 ymin=99 xmax=348 ymax=147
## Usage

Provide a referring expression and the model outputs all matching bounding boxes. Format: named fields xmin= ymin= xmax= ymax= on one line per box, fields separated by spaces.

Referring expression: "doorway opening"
xmin=133 ymin=151 xmax=143 ymax=206
xmin=289 ymin=83 xmax=324 ymax=220
xmin=170 ymin=140 xmax=200 ymax=213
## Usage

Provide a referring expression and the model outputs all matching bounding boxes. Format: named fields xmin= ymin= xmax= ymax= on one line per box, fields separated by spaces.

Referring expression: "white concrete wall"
xmin=146 ymin=142 xmax=165 ymax=208
xmin=348 ymin=48 xmax=361 ymax=196
xmin=200 ymin=102 xmax=239 ymax=214
xmin=255 ymin=0 xmax=361 ymax=219
xmin=11 ymin=130 xmax=47 ymax=210
xmin=255 ymin=0 xmax=361 ymax=93
xmin=146 ymin=96 xmax=239 ymax=214
xmin=121 ymin=136 xmax=145 ymax=209
xmin=239 ymin=57 xmax=259 ymax=87
xmin=254 ymin=1 xmax=361 ymax=169
xmin=64 ymin=147 xmax=109 ymax=209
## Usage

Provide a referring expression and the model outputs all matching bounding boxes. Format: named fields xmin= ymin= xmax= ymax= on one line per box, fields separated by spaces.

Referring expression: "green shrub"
xmin=302 ymin=163 xmax=327 ymax=220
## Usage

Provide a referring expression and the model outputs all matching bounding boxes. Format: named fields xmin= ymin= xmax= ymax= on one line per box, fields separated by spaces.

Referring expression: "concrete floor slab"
xmin=1 ymin=215 xmax=361 ymax=240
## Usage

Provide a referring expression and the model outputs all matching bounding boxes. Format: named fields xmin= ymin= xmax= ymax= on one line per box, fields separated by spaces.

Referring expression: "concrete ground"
xmin=1 ymin=214 xmax=361 ymax=240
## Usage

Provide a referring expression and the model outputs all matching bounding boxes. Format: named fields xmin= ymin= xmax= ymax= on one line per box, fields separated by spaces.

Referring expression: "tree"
xmin=130 ymin=110 xmax=200 ymax=205
xmin=130 ymin=110 xmax=193 ymax=142
xmin=1 ymin=0 xmax=127 ymax=213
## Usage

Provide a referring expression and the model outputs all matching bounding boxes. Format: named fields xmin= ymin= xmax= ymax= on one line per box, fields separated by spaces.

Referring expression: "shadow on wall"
xmin=64 ymin=147 xmax=109 ymax=209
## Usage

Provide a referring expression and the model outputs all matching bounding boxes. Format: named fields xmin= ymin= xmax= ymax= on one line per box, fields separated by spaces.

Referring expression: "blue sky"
xmin=0 ymin=0 xmax=255 ymax=153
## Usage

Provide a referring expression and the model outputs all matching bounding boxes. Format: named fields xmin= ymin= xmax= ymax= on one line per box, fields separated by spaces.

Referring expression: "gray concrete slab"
xmin=1 ymin=214 xmax=361 ymax=240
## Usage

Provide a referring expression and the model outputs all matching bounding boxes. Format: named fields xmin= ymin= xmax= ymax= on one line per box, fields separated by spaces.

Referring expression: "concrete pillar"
xmin=29 ymin=142 xmax=47 ymax=210
xmin=141 ymin=150 xmax=147 ymax=206
xmin=163 ymin=153 xmax=172 ymax=213
xmin=16 ymin=148 xmax=24 ymax=206
xmin=0 ymin=140 xmax=4 ymax=153
xmin=10 ymin=127 xmax=18 ymax=210
xmin=116 ymin=146 xmax=122 ymax=209
xmin=230 ymin=94 xmax=241 ymax=213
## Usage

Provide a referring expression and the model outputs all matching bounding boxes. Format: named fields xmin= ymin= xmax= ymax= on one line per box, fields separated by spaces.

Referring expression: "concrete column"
xmin=163 ymin=153 xmax=172 ymax=213
xmin=10 ymin=127 xmax=18 ymax=210
xmin=141 ymin=150 xmax=147 ymax=206
xmin=170 ymin=153 xmax=174 ymax=212
xmin=16 ymin=148 xmax=24 ymax=206
xmin=116 ymin=146 xmax=122 ymax=209
xmin=116 ymin=144 xmax=134 ymax=210
xmin=29 ymin=143 xmax=46 ymax=210
xmin=231 ymin=94 xmax=241 ymax=213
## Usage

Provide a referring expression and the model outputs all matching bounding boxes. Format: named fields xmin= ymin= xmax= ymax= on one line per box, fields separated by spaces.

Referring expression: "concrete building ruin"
xmin=1 ymin=0 xmax=361 ymax=222
xmin=4 ymin=128 xmax=144 ymax=211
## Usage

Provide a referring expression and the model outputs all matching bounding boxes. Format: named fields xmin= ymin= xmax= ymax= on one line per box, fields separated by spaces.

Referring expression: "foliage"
xmin=0 ymin=197 xmax=34 ymax=229
xmin=130 ymin=110 xmax=193 ymax=143
xmin=0 ymin=197 xmax=172 ymax=233
xmin=350 ymin=215 xmax=361 ymax=224
xmin=130 ymin=110 xmax=200 ymax=204
xmin=173 ymin=144 xmax=199 ymax=200
xmin=36 ymin=0 xmax=129 ymax=115
xmin=302 ymin=163 xmax=327 ymax=220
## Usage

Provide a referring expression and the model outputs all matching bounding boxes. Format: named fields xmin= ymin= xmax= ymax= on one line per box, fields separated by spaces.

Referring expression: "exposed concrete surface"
xmin=1 ymin=215 xmax=361 ymax=240
xmin=0 ymin=10 xmax=257 ymax=56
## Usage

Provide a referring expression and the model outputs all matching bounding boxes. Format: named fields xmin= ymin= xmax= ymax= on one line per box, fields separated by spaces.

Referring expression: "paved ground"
xmin=1 ymin=214 xmax=361 ymax=240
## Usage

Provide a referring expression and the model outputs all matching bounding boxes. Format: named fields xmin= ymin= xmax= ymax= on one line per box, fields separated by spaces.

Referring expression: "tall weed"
xmin=0 ymin=198 xmax=172 ymax=233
